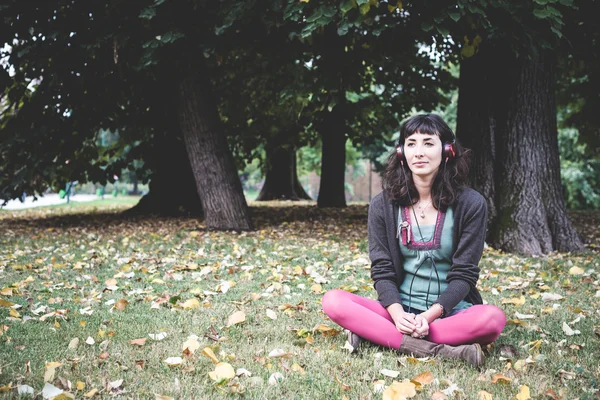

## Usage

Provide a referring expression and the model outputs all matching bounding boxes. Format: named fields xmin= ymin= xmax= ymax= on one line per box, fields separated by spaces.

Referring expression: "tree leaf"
xmin=208 ymin=362 xmax=235 ymax=382
xmin=227 ymin=310 xmax=246 ymax=326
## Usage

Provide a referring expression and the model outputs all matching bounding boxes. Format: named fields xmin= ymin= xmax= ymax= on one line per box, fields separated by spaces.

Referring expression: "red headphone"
xmin=395 ymin=140 xmax=456 ymax=165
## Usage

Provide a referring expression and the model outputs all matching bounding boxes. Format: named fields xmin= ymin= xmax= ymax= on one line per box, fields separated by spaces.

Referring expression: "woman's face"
xmin=404 ymin=132 xmax=443 ymax=179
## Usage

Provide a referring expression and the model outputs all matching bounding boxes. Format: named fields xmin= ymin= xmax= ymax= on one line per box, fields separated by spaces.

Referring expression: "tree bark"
xmin=177 ymin=71 xmax=253 ymax=230
xmin=124 ymin=130 xmax=202 ymax=217
xmin=491 ymin=51 xmax=583 ymax=254
xmin=256 ymin=145 xmax=311 ymax=201
xmin=458 ymin=47 xmax=584 ymax=254
xmin=317 ymin=105 xmax=347 ymax=208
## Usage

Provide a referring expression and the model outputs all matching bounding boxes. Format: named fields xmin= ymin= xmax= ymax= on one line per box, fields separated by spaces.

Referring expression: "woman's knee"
xmin=477 ymin=305 xmax=506 ymax=335
xmin=321 ymin=289 xmax=350 ymax=320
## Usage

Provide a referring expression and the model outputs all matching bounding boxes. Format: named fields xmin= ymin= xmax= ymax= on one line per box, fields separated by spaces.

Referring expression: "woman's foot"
xmin=345 ymin=329 xmax=363 ymax=353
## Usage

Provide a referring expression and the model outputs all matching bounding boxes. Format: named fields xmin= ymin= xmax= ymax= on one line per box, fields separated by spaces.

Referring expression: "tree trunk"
xmin=177 ymin=71 xmax=253 ymax=231
xmin=456 ymin=47 xmax=500 ymax=223
xmin=458 ymin=47 xmax=584 ymax=254
xmin=317 ymin=106 xmax=347 ymax=208
xmin=292 ymin=151 xmax=312 ymax=200
xmin=256 ymin=145 xmax=311 ymax=201
xmin=491 ymin=51 xmax=583 ymax=254
xmin=124 ymin=130 xmax=202 ymax=217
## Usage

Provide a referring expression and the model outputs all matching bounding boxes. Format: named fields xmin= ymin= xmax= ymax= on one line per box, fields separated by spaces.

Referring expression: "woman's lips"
xmin=413 ymin=162 xmax=427 ymax=166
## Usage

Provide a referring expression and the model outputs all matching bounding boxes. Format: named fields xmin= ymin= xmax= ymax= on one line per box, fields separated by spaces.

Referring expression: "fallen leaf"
xmin=383 ymin=380 xmax=417 ymax=400
xmin=84 ymin=388 xmax=98 ymax=398
xmin=201 ymin=347 xmax=220 ymax=363
xmin=541 ymin=293 xmax=564 ymax=302
xmin=0 ymin=383 xmax=12 ymax=393
xmin=478 ymin=390 xmax=493 ymax=400
xmin=411 ymin=371 xmax=434 ymax=388
xmin=44 ymin=361 xmax=63 ymax=382
xmin=568 ymin=266 xmax=584 ymax=275
xmin=0 ymin=299 xmax=15 ymax=307
xmin=209 ymin=362 xmax=235 ymax=382
xmin=115 ymin=298 xmax=129 ymax=311
xmin=491 ymin=373 xmax=512 ymax=384
xmin=42 ymin=383 xmax=63 ymax=399
xmin=85 ymin=337 xmax=95 ymax=345
xmin=17 ymin=385 xmax=34 ymax=395
xmin=227 ymin=310 xmax=246 ymax=327
xmin=0 ymin=288 xmax=12 ymax=296
xmin=236 ymin=368 xmax=252 ymax=377
xmin=180 ymin=298 xmax=200 ymax=310
xmin=430 ymin=392 xmax=448 ymax=400
xmin=268 ymin=348 xmax=293 ymax=358
xmin=502 ymin=296 xmax=525 ymax=306
xmin=130 ymin=338 xmax=147 ymax=346
xmin=108 ymin=379 xmax=123 ymax=389
xmin=516 ymin=385 xmax=531 ymax=400
xmin=68 ymin=338 xmax=79 ymax=349
xmin=76 ymin=381 xmax=85 ymax=390
xmin=155 ymin=395 xmax=174 ymax=400
xmin=268 ymin=372 xmax=284 ymax=385
xmin=266 ymin=309 xmax=277 ymax=320
xmin=164 ymin=357 xmax=183 ymax=367
xmin=148 ymin=332 xmax=167 ymax=341
xmin=182 ymin=338 xmax=201 ymax=355
xmin=381 ymin=369 xmax=400 ymax=378
xmin=562 ymin=322 xmax=580 ymax=336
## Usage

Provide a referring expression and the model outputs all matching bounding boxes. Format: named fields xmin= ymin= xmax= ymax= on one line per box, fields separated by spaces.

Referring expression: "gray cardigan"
xmin=368 ymin=188 xmax=486 ymax=313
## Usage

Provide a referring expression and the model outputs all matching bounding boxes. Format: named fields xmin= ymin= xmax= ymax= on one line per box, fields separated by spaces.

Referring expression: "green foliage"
xmin=559 ymin=128 xmax=600 ymax=210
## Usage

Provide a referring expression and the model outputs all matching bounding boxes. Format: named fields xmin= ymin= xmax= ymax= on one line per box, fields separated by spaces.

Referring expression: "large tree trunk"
xmin=317 ymin=106 xmax=347 ymax=208
xmin=256 ymin=145 xmax=311 ymax=201
xmin=177 ymin=71 xmax=253 ymax=231
xmin=491 ymin=51 xmax=583 ymax=254
xmin=124 ymin=130 xmax=202 ymax=217
xmin=457 ymin=47 xmax=584 ymax=254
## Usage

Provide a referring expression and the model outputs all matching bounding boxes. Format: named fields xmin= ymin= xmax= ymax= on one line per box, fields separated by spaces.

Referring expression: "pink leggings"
xmin=322 ymin=289 xmax=506 ymax=349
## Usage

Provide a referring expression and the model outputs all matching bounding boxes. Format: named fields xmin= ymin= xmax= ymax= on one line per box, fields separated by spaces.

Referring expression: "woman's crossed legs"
xmin=322 ymin=289 xmax=506 ymax=349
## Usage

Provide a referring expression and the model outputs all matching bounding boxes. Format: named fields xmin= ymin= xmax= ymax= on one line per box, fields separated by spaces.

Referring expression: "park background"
xmin=1 ymin=0 xmax=600 ymax=399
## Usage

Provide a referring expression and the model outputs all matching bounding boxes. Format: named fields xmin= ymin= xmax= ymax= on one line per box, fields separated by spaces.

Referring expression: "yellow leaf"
xmin=84 ymin=388 xmax=98 ymax=398
xmin=411 ymin=371 xmax=434 ymax=389
xmin=502 ymin=296 xmax=525 ymax=306
xmin=201 ymin=347 xmax=220 ymax=363
xmin=180 ymin=298 xmax=200 ymax=310
xmin=478 ymin=390 xmax=493 ymax=400
xmin=0 ymin=298 xmax=15 ymax=307
xmin=568 ymin=266 xmax=584 ymax=275
xmin=76 ymin=381 xmax=85 ymax=391
xmin=516 ymin=385 xmax=531 ymax=400
xmin=181 ymin=338 xmax=201 ymax=355
xmin=208 ymin=362 xmax=235 ymax=382
xmin=0 ymin=288 xmax=12 ymax=296
xmin=115 ymin=298 xmax=129 ymax=311
xmin=155 ymin=395 xmax=175 ymax=400
xmin=227 ymin=310 xmax=246 ymax=327
xmin=9 ymin=309 xmax=20 ymax=318
xmin=311 ymin=284 xmax=323 ymax=294
xmin=105 ymin=278 xmax=118 ymax=286
xmin=491 ymin=373 xmax=512 ymax=384
xmin=383 ymin=380 xmax=417 ymax=400
xmin=0 ymin=383 xmax=12 ymax=392
xmin=300 ymin=0 xmax=309 ymax=3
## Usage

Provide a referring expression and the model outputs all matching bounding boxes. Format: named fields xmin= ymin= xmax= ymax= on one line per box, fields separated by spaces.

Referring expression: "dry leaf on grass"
xmin=562 ymin=322 xmax=580 ymax=336
xmin=209 ymin=362 xmax=235 ymax=382
xmin=380 ymin=369 xmax=400 ymax=378
xmin=477 ymin=390 xmax=493 ymax=400
xmin=180 ymin=298 xmax=200 ymax=310
xmin=114 ymin=298 xmax=129 ymax=311
xmin=568 ymin=266 xmax=584 ymax=275
xmin=430 ymin=392 xmax=448 ymax=400
xmin=227 ymin=310 xmax=246 ymax=327
xmin=411 ymin=371 xmax=434 ymax=389
xmin=148 ymin=332 xmax=167 ymax=341
xmin=182 ymin=337 xmax=201 ymax=355
xmin=164 ymin=357 xmax=183 ymax=367
xmin=383 ymin=380 xmax=417 ymax=400
xmin=516 ymin=385 xmax=531 ymax=400
xmin=491 ymin=373 xmax=512 ymax=384
xmin=202 ymin=347 xmax=220 ymax=363
xmin=268 ymin=372 xmax=284 ymax=385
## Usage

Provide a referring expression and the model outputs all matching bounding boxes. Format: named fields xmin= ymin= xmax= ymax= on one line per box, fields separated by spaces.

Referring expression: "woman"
xmin=322 ymin=114 xmax=506 ymax=368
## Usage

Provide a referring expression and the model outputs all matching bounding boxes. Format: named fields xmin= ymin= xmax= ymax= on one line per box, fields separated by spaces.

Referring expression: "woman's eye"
xmin=425 ymin=143 xmax=433 ymax=146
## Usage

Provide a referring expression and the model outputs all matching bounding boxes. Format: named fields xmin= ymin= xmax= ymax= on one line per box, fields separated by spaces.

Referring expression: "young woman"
xmin=322 ymin=114 xmax=506 ymax=368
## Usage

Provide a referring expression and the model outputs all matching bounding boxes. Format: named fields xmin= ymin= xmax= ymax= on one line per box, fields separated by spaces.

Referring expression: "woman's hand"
xmin=412 ymin=314 xmax=430 ymax=338
xmin=386 ymin=303 xmax=417 ymax=334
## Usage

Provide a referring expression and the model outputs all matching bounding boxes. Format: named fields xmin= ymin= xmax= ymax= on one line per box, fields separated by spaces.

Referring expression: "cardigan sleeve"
xmin=369 ymin=195 xmax=402 ymax=308
xmin=434 ymin=191 xmax=487 ymax=313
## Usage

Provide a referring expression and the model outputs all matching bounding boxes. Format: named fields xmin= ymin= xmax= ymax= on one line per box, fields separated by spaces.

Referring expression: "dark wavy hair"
xmin=383 ymin=114 xmax=470 ymax=210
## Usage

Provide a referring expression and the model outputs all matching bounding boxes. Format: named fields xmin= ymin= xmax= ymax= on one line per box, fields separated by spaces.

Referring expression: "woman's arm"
xmin=368 ymin=196 xmax=402 ymax=308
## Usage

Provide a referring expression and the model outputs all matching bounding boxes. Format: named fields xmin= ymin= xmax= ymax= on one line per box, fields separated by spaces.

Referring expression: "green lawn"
xmin=0 ymin=203 xmax=598 ymax=399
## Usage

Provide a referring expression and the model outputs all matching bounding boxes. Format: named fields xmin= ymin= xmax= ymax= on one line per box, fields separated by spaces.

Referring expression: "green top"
xmin=398 ymin=206 xmax=472 ymax=313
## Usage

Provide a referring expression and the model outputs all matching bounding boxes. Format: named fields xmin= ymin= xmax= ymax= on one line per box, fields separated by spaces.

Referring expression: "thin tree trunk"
xmin=256 ymin=145 xmax=311 ymax=201
xmin=125 ymin=130 xmax=202 ymax=217
xmin=317 ymin=106 xmax=347 ymax=208
xmin=177 ymin=71 xmax=253 ymax=231
xmin=490 ymin=51 xmax=584 ymax=254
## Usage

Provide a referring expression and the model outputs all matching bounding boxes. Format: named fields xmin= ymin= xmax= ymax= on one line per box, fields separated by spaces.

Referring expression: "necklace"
xmin=416 ymin=200 xmax=432 ymax=219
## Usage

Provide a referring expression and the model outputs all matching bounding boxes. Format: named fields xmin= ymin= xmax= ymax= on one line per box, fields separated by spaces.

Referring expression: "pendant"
xmin=420 ymin=210 xmax=425 ymax=219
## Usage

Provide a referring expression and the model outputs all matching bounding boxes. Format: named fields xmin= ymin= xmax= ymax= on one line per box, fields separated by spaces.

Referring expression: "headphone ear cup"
xmin=396 ymin=144 xmax=405 ymax=164
xmin=443 ymin=143 xmax=456 ymax=159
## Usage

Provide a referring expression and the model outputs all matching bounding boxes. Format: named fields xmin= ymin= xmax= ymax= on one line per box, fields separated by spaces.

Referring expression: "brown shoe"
xmin=398 ymin=336 xmax=485 ymax=369
xmin=345 ymin=329 xmax=363 ymax=353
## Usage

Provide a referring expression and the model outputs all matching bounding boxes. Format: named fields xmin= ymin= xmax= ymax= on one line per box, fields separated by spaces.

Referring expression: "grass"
xmin=0 ymin=202 xmax=599 ymax=399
